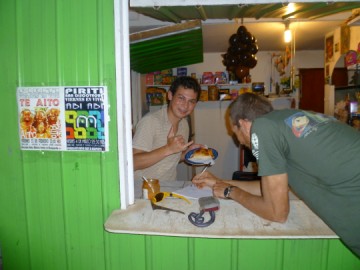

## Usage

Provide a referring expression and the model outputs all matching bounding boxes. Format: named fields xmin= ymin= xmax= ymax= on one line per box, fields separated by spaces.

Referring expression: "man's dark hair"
xmin=169 ymin=76 xmax=201 ymax=101
xmin=229 ymin=93 xmax=274 ymax=126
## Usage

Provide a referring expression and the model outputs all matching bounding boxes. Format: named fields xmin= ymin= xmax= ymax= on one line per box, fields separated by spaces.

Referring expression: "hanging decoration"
xmin=273 ymin=45 xmax=291 ymax=76
xmin=222 ymin=25 xmax=259 ymax=81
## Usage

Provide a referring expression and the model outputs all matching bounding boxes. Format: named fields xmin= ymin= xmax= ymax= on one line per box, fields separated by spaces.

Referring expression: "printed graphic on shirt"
xmin=251 ymin=133 xmax=259 ymax=160
xmin=284 ymin=111 xmax=333 ymax=138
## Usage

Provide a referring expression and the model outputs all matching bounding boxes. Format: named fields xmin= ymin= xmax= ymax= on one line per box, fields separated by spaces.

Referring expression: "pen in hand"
xmin=191 ymin=163 xmax=211 ymax=188
xmin=200 ymin=162 xmax=211 ymax=175
xmin=192 ymin=163 xmax=211 ymax=189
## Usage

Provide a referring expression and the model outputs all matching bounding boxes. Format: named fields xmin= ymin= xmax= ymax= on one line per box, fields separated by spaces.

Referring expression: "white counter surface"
xmin=105 ymin=182 xmax=337 ymax=239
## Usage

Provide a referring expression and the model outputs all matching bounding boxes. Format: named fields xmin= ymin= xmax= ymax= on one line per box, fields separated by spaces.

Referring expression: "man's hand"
xmin=167 ymin=126 xmax=193 ymax=154
xmin=180 ymin=143 xmax=206 ymax=161
xmin=193 ymin=173 xmax=235 ymax=199
xmin=133 ymin=125 xmax=194 ymax=170
xmin=192 ymin=171 xmax=219 ymax=189
xmin=212 ymin=181 xmax=232 ymax=199
xmin=185 ymin=143 xmax=206 ymax=153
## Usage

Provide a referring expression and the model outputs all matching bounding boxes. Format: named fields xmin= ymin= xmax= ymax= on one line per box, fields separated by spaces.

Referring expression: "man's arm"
xmin=193 ymin=171 xmax=289 ymax=223
xmin=214 ymin=174 xmax=289 ymax=222
xmin=133 ymin=146 xmax=172 ymax=170
xmin=133 ymin=126 xmax=193 ymax=171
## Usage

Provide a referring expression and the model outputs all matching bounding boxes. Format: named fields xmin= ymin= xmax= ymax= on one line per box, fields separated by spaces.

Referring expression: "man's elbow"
xmin=273 ymin=215 xmax=288 ymax=223
xmin=132 ymin=155 xmax=140 ymax=171
xmin=271 ymin=210 xmax=289 ymax=223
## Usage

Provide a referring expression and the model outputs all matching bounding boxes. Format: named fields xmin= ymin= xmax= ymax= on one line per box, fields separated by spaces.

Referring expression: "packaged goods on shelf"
xmin=161 ymin=69 xmax=173 ymax=76
xmin=219 ymin=89 xmax=231 ymax=100
xmin=154 ymin=74 xmax=163 ymax=85
xmin=214 ymin=71 xmax=227 ymax=84
xmin=230 ymin=89 xmax=238 ymax=100
xmin=208 ymin=85 xmax=219 ymax=101
xmin=146 ymin=87 xmax=167 ymax=106
xmin=151 ymin=74 xmax=176 ymax=85
xmin=202 ymin=72 xmax=214 ymax=84
xmin=145 ymin=74 xmax=154 ymax=85
xmin=162 ymin=75 xmax=176 ymax=85
xmin=199 ymin=89 xmax=208 ymax=101
xmin=177 ymin=67 xmax=187 ymax=76
xmin=239 ymin=84 xmax=252 ymax=95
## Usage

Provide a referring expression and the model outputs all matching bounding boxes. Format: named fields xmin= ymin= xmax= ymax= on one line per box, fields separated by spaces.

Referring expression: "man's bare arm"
xmin=214 ymin=174 xmax=289 ymax=222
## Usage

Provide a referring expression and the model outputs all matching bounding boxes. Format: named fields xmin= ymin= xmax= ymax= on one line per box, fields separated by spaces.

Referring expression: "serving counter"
xmin=105 ymin=181 xmax=337 ymax=240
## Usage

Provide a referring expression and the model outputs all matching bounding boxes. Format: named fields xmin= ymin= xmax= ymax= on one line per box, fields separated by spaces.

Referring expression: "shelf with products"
xmin=145 ymin=83 xmax=251 ymax=88
xmin=146 ymin=83 xmax=253 ymax=104
xmin=325 ymin=84 xmax=360 ymax=131
xmin=145 ymin=85 xmax=169 ymax=106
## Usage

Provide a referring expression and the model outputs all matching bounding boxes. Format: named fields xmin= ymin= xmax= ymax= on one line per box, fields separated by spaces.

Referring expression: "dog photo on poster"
xmin=16 ymin=86 xmax=109 ymax=152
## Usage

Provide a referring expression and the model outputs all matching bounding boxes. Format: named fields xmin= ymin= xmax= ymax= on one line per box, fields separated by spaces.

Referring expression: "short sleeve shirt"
xmin=251 ymin=109 xmax=360 ymax=256
xmin=133 ymin=106 xmax=189 ymax=182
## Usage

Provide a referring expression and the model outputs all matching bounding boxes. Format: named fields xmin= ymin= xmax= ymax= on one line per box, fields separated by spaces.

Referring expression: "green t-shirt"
xmin=251 ymin=109 xmax=360 ymax=257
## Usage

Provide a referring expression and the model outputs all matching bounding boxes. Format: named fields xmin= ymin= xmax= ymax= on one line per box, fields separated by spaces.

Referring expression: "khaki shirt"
xmin=133 ymin=106 xmax=189 ymax=182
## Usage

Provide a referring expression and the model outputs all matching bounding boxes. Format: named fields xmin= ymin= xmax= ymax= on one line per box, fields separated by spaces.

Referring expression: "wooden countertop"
xmin=105 ymin=197 xmax=337 ymax=239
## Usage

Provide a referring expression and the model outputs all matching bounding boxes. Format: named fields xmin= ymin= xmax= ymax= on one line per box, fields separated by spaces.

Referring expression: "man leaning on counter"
xmin=193 ymin=93 xmax=360 ymax=258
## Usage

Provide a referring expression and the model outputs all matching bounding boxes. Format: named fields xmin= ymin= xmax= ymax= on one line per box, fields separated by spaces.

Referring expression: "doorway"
xmin=299 ymin=68 xmax=348 ymax=113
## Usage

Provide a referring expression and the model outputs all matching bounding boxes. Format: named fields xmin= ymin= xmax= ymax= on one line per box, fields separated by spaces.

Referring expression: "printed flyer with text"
xmin=17 ymin=86 xmax=109 ymax=152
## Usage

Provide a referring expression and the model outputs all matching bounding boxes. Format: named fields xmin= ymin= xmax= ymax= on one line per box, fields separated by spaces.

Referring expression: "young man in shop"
xmin=133 ymin=76 xmax=202 ymax=182
xmin=192 ymin=92 xmax=360 ymax=257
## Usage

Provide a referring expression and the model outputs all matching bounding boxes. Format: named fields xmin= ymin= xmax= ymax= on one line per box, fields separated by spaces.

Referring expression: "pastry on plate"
xmin=188 ymin=147 xmax=215 ymax=164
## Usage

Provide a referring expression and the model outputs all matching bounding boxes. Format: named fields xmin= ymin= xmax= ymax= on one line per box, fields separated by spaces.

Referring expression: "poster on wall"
xmin=325 ymin=35 xmax=334 ymax=63
xmin=17 ymin=86 xmax=109 ymax=152
xmin=340 ymin=24 xmax=350 ymax=54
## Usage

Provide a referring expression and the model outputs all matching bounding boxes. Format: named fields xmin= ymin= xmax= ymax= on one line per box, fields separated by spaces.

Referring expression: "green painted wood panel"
xmin=130 ymin=29 xmax=204 ymax=74
xmin=0 ymin=0 xmax=120 ymax=269
xmin=0 ymin=0 xmax=359 ymax=270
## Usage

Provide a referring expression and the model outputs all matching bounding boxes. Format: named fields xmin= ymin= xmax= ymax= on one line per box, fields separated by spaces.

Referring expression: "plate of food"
xmin=185 ymin=147 xmax=218 ymax=165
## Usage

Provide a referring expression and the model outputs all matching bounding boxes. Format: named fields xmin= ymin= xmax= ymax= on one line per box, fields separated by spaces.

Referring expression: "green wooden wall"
xmin=0 ymin=0 xmax=359 ymax=269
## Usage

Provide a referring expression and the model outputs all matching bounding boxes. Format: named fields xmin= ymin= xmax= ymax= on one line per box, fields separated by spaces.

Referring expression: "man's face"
xmin=232 ymin=121 xmax=251 ymax=148
xmin=168 ymin=87 xmax=198 ymax=119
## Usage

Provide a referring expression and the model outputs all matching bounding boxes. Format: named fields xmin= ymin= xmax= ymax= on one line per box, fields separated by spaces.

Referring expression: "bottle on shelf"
xmin=344 ymin=92 xmax=359 ymax=126
xmin=344 ymin=93 xmax=351 ymax=125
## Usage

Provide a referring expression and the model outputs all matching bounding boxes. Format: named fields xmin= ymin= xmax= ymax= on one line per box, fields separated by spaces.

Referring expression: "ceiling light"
xmin=284 ymin=21 xmax=292 ymax=43
xmin=285 ymin=3 xmax=296 ymax=19
xmin=286 ymin=3 xmax=296 ymax=15
xmin=284 ymin=29 xmax=292 ymax=43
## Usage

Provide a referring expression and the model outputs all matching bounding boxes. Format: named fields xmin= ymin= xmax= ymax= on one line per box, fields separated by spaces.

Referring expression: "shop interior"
xmin=128 ymin=2 xmax=360 ymax=180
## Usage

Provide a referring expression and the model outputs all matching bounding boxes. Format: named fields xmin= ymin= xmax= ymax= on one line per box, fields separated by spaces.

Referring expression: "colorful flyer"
xmin=17 ymin=86 xmax=109 ymax=152
xmin=64 ymin=86 xmax=108 ymax=151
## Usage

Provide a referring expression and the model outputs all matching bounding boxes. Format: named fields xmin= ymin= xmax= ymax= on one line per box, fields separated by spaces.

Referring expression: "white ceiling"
xmin=129 ymin=10 xmax=354 ymax=52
